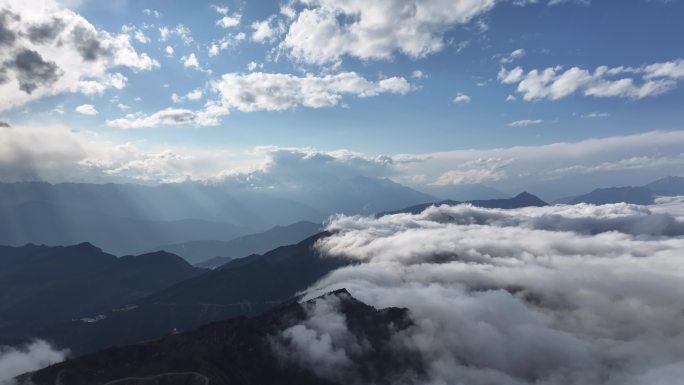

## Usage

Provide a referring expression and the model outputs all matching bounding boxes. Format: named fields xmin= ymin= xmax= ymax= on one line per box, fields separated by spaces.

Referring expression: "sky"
xmin=0 ymin=0 xmax=683 ymax=199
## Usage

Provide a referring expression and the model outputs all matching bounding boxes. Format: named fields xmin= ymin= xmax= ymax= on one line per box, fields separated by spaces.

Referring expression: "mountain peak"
xmin=70 ymin=242 xmax=104 ymax=253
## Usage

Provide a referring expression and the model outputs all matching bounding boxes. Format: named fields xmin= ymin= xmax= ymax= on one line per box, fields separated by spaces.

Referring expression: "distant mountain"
xmin=0 ymin=243 xmax=204 ymax=344
xmin=379 ymin=192 xmax=548 ymax=216
xmin=38 ymin=233 xmax=348 ymax=357
xmin=151 ymin=221 xmax=323 ymax=266
xmin=0 ymin=201 xmax=248 ymax=256
xmin=0 ymin=179 xmax=435 ymax=251
xmin=23 ymin=290 xmax=419 ymax=385
xmin=554 ymin=176 xmax=684 ymax=205
xmin=644 ymin=176 xmax=684 ymax=196
xmin=565 ymin=186 xmax=656 ymax=205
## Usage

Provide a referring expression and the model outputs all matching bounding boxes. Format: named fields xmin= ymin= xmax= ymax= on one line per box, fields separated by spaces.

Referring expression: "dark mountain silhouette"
xmin=379 ymin=192 xmax=548 ymax=216
xmin=644 ymin=176 xmax=684 ymax=196
xmin=22 ymin=290 xmax=421 ymax=385
xmin=152 ymin=221 xmax=322 ymax=266
xmin=38 ymin=233 xmax=348 ymax=357
xmin=0 ymin=244 xmax=204 ymax=345
xmin=0 ymin=201 xmax=249 ymax=256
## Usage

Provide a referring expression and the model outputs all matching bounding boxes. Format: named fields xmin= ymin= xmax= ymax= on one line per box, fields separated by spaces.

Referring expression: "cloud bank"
xmin=499 ymin=59 xmax=684 ymax=101
xmin=0 ymin=340 xmax=67 ymax=384
xmin=293 ymin=200 xmax=684 ymax=384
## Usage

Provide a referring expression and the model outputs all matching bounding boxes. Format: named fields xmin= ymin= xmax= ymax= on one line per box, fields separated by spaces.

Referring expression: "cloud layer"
xmin=0 ymin=340 xmax=67 ymax=384
xmin=295 ymin=200 xmax=684 ymax=384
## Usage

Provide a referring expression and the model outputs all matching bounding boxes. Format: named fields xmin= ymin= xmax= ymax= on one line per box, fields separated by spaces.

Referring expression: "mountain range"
xmin=379 ymin=191 xmax=548 ymax=216
xmin=0 ymin=178 xmax=434 ymax=255
xmin=36 ymin=233 xmax=347 ymax=357
xmin=20 ymin=290 xmax=420 ymax=385
xmin=0 ymin=243 xmax=204 ymax=346
xmin=151 ymin=221 xmax=323 ymax=267
xmin=555 ymin=176 xmax=684 ymax=205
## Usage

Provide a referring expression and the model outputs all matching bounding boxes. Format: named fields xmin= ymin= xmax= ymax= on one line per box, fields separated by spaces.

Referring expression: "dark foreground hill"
xmin=151 ymin=221 xmax=322 ymax=266
xmin=379 ymin=192 xmax=548 ymax=216
xmin=38 ymin=233 xmax=348 ymax=357
xmin=21 ymin=290 xmax=421 ymax=385
xmin=0 ymin=243 xmax=204 ymax=344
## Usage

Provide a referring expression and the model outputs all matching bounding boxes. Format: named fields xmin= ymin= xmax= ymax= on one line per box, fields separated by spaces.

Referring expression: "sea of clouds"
xmin=282 ymin=199 xmax=684 ymax=384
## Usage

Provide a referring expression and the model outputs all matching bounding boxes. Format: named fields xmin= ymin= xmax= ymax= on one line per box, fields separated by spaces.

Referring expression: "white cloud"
xmin=270 ymin=295 xmax=359 ymax=383
xmin=453 ymin=92 xmax=471 ymax=104
xmin=281 ymin=0 xmax=497 ymax=64
xmin=211 ymin=5 xmax=229 ymax=15
xmin=301 ymin=199 xmax=684 ymax=384
xmin=0 ymin=340 xmax=68 ymax=384
xmin=507 ymin=119 xmax=543 ymax=127
xmin=0 ymin=0 xmax=159 ymax=112
xmin=411 ymin=70 xmax=428 ymax=79
xmin=500 ymin=48 xmax=525 ymax=64
xmin=251 ymin=17 xmax=283 ymax=43
xmin=106 ymin=108 xmax=213 ymax=129
xmin=158 ymin=24 xmax=193 ymax=45
xmin=213 ymin=71 xmax=412 ymax=112
xmin=121 ymin=24 xmax=150 ymax=44
xmin=165 ymin=45 xmax=174 ymax=57
xmin=208 ymin=32 xmax=246 ymax=57
xmin=107 ymin=71 xmax=411 ymax=128
xmin=499 ymin=59 xmax=684 ymax=101
xmin=74 ymin=104 xmax=98 ymax=115
xmin=180 ymin=53 xmax=209 ymax=73
xmin=433 ymin=157 xmax=512 ymax=185
xmin=246 ymin=61 xmax=262 ymax=71
xmin=171 ymin=88 xmax=203 ymax=103
xmin=108 ymin=73 xmax=127 ymax=89
xmin=142 ymin=8 xmax=161 ymax=18
xmin=216 ymin=14 xmax=241 ymax=28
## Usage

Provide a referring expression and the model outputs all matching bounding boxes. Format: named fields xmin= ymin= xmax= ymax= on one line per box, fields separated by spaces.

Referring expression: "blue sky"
xmin=1 ymin=0 xmax=683 ymax=198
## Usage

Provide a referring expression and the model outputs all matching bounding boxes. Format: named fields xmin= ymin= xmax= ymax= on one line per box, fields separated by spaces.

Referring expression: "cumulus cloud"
xmin=216 ymin=14 xmax=241 ymax=28
xmin=298 ymin=199 xmax=684 ymax=384
xmin=0 ymin=340 xmax=68 ymax=384
xmin=499 ymin=59 xmax=684 ymax=101
xmin=74 ymin=103 xmax=98 ymax=115
xmin=213 ymin=72 xmax=412 ymax=112
xmin=0 ymin=0 xmax=159 ymax=111
xmin=452 ymin=92 xmax=471 ymax=104
xmin=281 ymin=0 xmax=497 ymax=64
xmin=171 ymin=88 xmax=203 ymax=104
xmin=108 ymin=71 xmax=412 ymax=128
